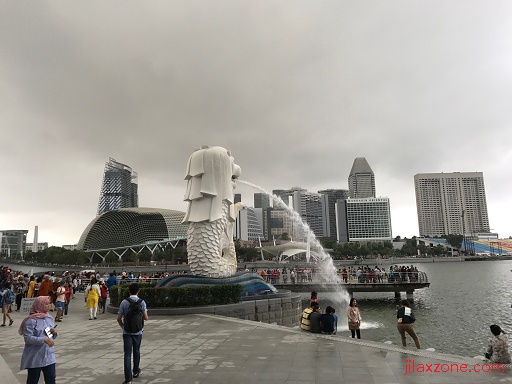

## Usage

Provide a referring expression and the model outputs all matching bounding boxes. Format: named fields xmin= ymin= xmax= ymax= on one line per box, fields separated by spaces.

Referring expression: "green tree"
xmin=433 ymin=244 xmax=446 ymax=256
xmin=138 ymin=252 xmax=152 ymax=263
xmin=238 ymin=247 xmax=259 ymax=262
xmin=105 ymin=253 xmax=119 ymax=263
xmin=130 ymin=252 xmax=140 ymax=265
xmin=279 ymin=232 xmax=290 ymax=241
xmin=445 ymin=234 xmax=463 ymax=249
xmin=173 ymin=247 xmax=187 ymax=264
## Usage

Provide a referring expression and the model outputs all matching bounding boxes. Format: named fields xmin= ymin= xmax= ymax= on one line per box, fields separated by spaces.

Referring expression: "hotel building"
xmin=414 ymin=172 xmax=490 ymax=237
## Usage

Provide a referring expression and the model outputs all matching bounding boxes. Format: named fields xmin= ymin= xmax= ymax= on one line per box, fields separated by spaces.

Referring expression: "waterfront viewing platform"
xmin=273 ymin=272 xmax=430 ymax=301
xmin=274 ymin=281 xmax=430 ymax=300
xmin=0 ymin=293 xmax=507 ymax=384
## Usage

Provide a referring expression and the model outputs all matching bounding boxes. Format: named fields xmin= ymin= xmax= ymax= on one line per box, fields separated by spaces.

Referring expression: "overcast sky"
xmin=1 ymin=1 xmax=511 ymax=246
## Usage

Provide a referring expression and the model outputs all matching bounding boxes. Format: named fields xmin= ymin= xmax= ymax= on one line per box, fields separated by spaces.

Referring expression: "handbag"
xmin=348 ymin=321 xmax=359 ymax=330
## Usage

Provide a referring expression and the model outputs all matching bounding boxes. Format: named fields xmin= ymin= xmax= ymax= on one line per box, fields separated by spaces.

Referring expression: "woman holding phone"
xmin=19 ymin=296 xmax=58 ymax=384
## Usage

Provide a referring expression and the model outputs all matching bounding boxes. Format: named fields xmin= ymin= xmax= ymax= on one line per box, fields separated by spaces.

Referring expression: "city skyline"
xmin=1 ymin=2 xmax=511 ymax=246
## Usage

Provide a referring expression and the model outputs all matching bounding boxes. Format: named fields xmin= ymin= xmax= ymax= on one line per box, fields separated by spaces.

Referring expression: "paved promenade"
xmin=1 ymin=293 xmax=511 ymax=384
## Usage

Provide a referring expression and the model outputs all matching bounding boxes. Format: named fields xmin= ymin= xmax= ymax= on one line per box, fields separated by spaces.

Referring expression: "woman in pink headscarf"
xmin=19 ymin=296 xmax=58 ymax=384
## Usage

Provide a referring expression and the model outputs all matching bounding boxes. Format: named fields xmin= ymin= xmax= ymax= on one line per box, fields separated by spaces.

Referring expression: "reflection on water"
xmin=304 ymin=260 xmax=512 ymax=358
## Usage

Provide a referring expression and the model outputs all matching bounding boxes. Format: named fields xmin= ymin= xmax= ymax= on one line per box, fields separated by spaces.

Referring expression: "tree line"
xmin=7 ymin=234 xmax=463 ymax=266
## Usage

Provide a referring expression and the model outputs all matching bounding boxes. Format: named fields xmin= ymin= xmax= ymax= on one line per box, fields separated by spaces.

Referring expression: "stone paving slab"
xmin=1 ymin=293 xmax=511 ymax=383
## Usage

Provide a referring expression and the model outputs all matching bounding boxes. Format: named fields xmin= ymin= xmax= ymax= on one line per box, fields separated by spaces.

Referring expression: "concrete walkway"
xmin=1 ymin=293 xmax=511 ymax=384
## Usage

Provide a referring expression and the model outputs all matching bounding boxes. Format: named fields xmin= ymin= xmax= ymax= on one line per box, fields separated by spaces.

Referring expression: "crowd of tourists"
xmin=1 ymin=266 xmax=150 ymax=383
xmin=3 ymin=264 xmax=510 ymax=384
xmin=255 ymin=267 xmax=313 ymax=284
xmin=339 ymin=265 xmax=421 ymax=283
xmin=247 ymin=264 xmax=422 ymax=285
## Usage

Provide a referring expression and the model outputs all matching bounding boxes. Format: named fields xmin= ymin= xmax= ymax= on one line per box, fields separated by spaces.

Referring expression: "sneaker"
xmin=133 ymin=369 xmax=141 ymax=378
xmin=9 ymin=319 xmax=13 ymax=326
xmin=1 ymin=324 xmax=5 ymax=327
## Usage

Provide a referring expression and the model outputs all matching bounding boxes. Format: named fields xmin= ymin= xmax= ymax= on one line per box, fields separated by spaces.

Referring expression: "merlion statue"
xmin=183 ymin=146 xmax=243 ymax=277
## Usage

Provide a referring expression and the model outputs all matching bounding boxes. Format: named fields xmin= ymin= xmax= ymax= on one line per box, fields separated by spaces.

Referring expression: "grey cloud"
xmin=1 ymin=1 xmax=511 ymax=243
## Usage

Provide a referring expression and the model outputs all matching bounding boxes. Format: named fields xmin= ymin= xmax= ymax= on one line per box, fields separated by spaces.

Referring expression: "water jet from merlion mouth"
xmin=237 ymin=179 xmax=350 ymax=308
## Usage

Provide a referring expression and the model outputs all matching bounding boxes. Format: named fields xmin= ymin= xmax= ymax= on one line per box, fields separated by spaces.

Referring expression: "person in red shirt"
xmin=64 ymin=282 xmax=72 ymax=316
xmin=99 ymin=280 xmax=108 ymax=314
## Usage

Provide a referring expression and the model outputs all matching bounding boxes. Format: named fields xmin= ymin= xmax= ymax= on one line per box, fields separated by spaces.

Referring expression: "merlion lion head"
xmin=183 ymin=146 xmax=241 ymax=223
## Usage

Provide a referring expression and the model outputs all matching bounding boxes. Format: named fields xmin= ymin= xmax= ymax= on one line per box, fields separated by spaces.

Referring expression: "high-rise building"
xmin=272 ymin=189 xmax=291 ymax=207
xmin=268 ymin=188 xmax=329 ymax=239
xmin=0 ymin=230 xmax=28 ymax=257
xmin=26 ymin=242 xmax=49 ymax=252
xmin=349 ymin=157 xmax=376 ymax=198
xmin=318 ymin=189 xmax=349 ymax=241
xmin=264 ymin=208 xmax=295 ymax=240
xmin=336 ymin=198 xmax=392 ymax=242
xmin=254 ymin=193 xmax=271 ymax=210
xmin=414 ymin=172 xmax=490 ymax=237
xmin=97 ymin=158 xmax=138 ymax=215
xmin=288 ymin=188 xmax=328 ymax=239
xmin=235 ymin=206 xmax=264 ymax=241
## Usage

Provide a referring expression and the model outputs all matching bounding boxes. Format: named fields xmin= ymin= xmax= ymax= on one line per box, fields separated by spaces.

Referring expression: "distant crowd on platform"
xmin=254 ymin=267 xmax=313 ymax=284
xmin=242 ymin=265 xmax=422 ymax=285
xmin=339 ymin=265 xmax=421 ymax=283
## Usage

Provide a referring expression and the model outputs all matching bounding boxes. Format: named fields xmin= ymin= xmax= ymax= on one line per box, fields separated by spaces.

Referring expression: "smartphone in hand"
xmin=45 ymin=327 xmax=53 ymax=339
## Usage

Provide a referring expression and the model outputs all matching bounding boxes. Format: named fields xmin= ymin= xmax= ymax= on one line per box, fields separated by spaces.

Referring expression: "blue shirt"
xmin=118 ymin=295 xmax=147 ymax=335
xmin=106 ymin=276 xmax=117 ymax=290
xmin=20 ymin=316 xmax=57 ymax=370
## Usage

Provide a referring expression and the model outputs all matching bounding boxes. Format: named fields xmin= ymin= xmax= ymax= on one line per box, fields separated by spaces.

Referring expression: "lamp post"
xmin=461 ymin=210 xmax=467 ymax=256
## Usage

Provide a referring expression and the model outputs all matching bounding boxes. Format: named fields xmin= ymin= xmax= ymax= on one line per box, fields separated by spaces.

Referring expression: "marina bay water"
xmin=326 ymin=259 xmax=512 ymax=358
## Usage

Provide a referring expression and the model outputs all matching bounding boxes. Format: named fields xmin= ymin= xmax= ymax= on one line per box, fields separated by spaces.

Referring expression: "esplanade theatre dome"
xmin=77 ymin=208 xmax=187 ymax=250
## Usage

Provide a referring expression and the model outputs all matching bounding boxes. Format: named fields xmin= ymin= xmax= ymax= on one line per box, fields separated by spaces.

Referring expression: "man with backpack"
xmin=117 ymin=283 xmax=148 ymax=384
xmin=0 ymin=282 xmax=15 ymax=326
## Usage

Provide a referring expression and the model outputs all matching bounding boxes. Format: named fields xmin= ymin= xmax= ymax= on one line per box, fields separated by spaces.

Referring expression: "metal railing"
xmin=72 ymin=271 xmax=428 ymax=290
xmin=264 ymin=271 xmax=428 ymax=285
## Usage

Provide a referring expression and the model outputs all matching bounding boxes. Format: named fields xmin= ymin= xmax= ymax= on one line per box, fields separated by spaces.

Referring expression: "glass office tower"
xmin=97 ymin=158 xmax=138 ymax=215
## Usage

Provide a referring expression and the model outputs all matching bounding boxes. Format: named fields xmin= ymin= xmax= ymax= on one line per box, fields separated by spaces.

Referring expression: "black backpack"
xmin=123 ymin=297 xmax=144 ymax=333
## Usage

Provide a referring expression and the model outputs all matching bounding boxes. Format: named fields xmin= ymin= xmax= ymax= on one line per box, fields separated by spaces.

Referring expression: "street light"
xmin=461 ymin=210 xmax=467 ymax=256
